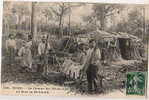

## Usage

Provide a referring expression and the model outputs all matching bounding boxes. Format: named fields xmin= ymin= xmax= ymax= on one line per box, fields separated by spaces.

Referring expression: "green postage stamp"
xmin=126 ymin=72 xmax=146 ymax=95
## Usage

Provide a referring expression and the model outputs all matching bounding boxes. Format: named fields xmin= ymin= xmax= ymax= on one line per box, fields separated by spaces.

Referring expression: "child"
xmin=6 ymin=34 xmax=17 ymax=65
xmin=18 ymin=41 xmax=32 ymax=72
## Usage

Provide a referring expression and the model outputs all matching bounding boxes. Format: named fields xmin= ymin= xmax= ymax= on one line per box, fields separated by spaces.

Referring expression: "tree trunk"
xmin=58 ymin=15 xmax=63 ymax=38
xmin=100 ymin=6 xmax=105 ymax=30
xmin=3 ymin=22 xmax=6 ymax=34
xmin=18 ymin=15 xmax=22 ymax=30
xmin=143 ymin=8 xmax=146 ymax=43
xmin=25 ymin=20 xmax=28 ymax=31
xmin=31 ymin=2 xmax=35 ymax=39
xmin=5 ymin=23 xmax=9 ymax=35
xmin=68 ymin=6 xmax=71 ymax=35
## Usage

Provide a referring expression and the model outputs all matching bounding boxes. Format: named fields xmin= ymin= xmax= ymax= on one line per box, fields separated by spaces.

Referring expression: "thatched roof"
xmin=78 ymin=30 xmax=142 ymax=42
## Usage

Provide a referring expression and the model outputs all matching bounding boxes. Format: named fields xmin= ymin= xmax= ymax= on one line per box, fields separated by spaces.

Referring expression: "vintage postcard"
xmin=0 ymin=0 xmax=148 ymax=98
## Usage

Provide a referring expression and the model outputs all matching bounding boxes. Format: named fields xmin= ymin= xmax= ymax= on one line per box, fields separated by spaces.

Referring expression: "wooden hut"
xmin=78 ymin=30 xmax=144 ymax=62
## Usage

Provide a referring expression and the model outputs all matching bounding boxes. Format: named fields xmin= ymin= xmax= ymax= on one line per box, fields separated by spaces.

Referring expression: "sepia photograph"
xmin=1 ymin=1 xmax=148 ymax=97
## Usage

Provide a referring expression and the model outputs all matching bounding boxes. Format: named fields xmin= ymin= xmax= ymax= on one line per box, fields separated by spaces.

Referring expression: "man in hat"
xmin=6 ymin=34 xmax=17 ymax=65
xmin=85 ymin=39 xmax=102 ymax=93
xmin=37 ymin=35 xmax=50 ymax=73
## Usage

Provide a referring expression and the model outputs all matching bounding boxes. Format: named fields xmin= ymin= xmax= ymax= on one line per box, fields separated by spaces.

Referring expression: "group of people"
xmin=5 ymin=33 xmax=51 ymax=73
xmin=6 ymin=33 xmax=103 ymax=93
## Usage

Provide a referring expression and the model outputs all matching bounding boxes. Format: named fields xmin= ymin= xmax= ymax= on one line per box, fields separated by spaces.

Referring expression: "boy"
xmin=18 ymin=41 xmax=32 ymax=72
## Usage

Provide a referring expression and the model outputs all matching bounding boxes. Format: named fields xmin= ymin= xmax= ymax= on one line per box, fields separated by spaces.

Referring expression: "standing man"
xmin=6 ymin=34 xmax=17 ymax=66
xmin=85 ymin=39 xmax=101 ymax=93
xmin=38 ymin=35 xmax=50 ymax=74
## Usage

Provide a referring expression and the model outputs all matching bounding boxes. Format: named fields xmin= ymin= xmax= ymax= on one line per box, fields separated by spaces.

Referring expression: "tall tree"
xmin=50 ymin=3 xmax=84 ymax=37
xmin=3 ymin=2 xmax=12 ymax=34
xmin=50 ymin=3 xmax=69 ymax=37
xmin=90 ymin=4 xmax=123 ymax=30
xmin=114 ymin=8 xmax=145 ymax=40
xmin=42 ymin=8 xmax=53 ymax=25
xmin=12 ymin=3 xmax=30 ymax=30
xmin=31 ymin=2 xmax=35 ymax=38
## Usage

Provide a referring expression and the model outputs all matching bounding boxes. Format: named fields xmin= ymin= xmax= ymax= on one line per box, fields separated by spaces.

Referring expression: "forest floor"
xmin=1 ymin=54 xmax=147 ymax=95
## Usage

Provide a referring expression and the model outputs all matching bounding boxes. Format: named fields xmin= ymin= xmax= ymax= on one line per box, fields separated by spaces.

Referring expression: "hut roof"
xmin=78 ymin=30 xmax=141 ymax=42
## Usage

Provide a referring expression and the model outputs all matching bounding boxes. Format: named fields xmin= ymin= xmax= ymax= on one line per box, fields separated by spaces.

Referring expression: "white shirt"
xmin=38 ymin=42 xmax=50 ymax=55
xmin=26 ymin=41 xmax=32 ymax=49
xmin=6 ymin=39 xmax=16 ymax=50
xmin=85 ymin=47 xmax=101 ymax=65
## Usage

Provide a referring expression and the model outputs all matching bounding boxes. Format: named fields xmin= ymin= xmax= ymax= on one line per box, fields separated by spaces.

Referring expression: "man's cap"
xmin=8 ymin=34 xmax=15 ymax=38
xmin=89 ymin=39 xmax=95 ymax=43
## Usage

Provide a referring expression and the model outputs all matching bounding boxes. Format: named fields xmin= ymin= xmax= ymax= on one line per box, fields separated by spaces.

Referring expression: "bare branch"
xmin=50 ymin=7 xmax=61 ymax=16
